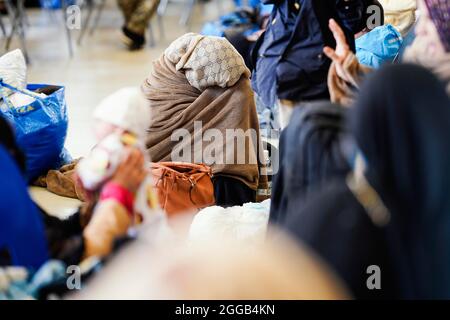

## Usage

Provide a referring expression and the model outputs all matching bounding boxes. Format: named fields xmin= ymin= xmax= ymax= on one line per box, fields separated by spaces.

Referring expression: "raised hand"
xmin=323 ymin=19 xmax=351 ymax=78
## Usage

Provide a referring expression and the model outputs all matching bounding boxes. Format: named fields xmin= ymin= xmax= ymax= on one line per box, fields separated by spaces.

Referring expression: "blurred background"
xmin=2 ymin=0 xmax=236 ymax=158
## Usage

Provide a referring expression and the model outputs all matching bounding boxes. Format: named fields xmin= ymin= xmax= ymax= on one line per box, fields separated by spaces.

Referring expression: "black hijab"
xmin=351 ymin=64 xmax=450 ymax=298
xmin=269 ymin=101 xmax=351 ymax=225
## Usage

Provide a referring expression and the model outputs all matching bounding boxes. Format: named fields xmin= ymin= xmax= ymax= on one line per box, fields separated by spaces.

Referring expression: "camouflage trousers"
xmin=117 ymin=0 xmax=160 ymax=35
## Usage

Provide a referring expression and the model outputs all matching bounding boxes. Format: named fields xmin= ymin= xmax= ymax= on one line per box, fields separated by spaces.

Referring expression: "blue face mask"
xmin=356 ymin=24 xmax=403 ymax=68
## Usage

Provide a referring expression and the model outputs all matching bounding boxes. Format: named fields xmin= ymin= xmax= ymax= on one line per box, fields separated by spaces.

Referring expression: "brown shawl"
xmin=142 ymin=35 xmax=266 ymax=191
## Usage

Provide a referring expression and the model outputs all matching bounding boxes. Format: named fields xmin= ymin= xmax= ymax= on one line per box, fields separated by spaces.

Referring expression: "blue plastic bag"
xmin=40 ymin=0 xmax=76 ymax=9
xmin=201 ymin=10 xmax=259 ymax=37
xmin=233 ymin=0 xmax=261 ymax=7
xmin=0 ymin=81 xmax=68 ymax=182
xmin=233 ymin=0 xmax=273 ymax=14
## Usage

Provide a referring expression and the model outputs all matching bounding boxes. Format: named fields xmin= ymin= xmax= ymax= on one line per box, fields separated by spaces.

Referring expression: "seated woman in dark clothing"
xmin=142 ymin=33 xmax=267 ymax=207
xmin=269 ymin=101 xmax=351 ymax=225
xmin=269 ymin=1 xmax=387 ymax=223
xmin=283 ymin=64 xmax=450 ymax=299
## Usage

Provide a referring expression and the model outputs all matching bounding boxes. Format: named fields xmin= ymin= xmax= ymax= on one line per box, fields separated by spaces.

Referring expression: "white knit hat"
xmin=93 ymin=87 xmax=151 ymax=138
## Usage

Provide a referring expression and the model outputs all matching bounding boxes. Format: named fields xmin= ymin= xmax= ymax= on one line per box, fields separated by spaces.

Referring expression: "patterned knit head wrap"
xmin=424 ymin=0 xmax=450 ymax=51
xmin=164 ymin=33 xmax=251 ymax=91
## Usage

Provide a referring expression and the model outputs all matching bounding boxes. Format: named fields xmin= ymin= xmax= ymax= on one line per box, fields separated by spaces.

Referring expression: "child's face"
xmin=95 ymin=121 xmax=122 ymax=141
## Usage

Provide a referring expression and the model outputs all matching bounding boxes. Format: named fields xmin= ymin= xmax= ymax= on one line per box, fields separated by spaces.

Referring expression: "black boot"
xmin=121 ymin=26 xmax=146 ymax=51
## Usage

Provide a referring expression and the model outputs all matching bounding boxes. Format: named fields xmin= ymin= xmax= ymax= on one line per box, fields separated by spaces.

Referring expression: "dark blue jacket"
xmin=0 ymin=144 xmax=49 ymax=269
xmin=251 ymin=0 xmax=365 ymax=107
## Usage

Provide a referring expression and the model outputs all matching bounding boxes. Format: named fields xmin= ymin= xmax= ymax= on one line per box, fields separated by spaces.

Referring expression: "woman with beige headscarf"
xmin=326 ymin=0 xmax=450 ymax=106
xmin=142 ymin=33 xmax=267 ymax=207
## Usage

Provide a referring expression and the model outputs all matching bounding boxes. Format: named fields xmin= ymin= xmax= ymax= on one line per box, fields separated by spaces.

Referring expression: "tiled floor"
xmin=4 ymin=0 xmax=234 ymax=215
